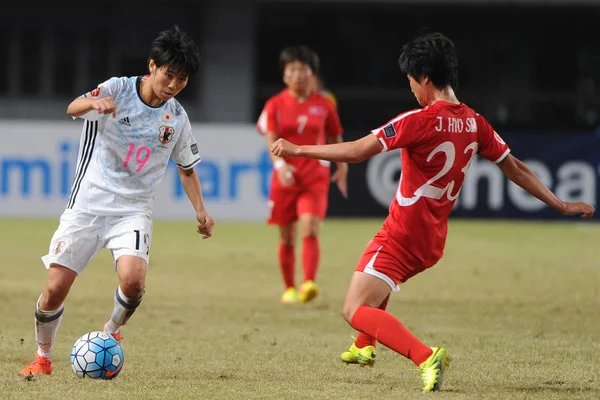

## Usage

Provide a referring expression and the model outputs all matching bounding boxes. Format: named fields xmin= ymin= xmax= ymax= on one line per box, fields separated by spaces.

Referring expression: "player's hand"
xmin=276 ymin=163 xmax=296 ymax=187
xmin=91 ymin=97 xmax=117 ymax=117
xmin=196 ymin=212 xmax=215 ymax=239
xmin=271 ymin=139 xmax=299 ymax=158
xmin=562 ymin=202 xmax=595 ymax=219
xmin=332 ymin=162 xmax=348 ymax=198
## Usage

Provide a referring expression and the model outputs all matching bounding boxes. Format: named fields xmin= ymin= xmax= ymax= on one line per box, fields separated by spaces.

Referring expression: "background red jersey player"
xmin=257 ymin=46 xmax=347 ymax=304
xmin=271 ymin=32 xmax=595 ymax=392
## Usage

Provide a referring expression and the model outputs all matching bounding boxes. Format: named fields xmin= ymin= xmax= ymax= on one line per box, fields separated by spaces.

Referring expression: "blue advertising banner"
xmin=1 ymin=121 xmax=597 ymax=221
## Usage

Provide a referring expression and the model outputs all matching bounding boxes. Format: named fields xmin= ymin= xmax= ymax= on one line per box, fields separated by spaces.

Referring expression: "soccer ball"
xmin=70 ymin=331 xmax=124 ymax=379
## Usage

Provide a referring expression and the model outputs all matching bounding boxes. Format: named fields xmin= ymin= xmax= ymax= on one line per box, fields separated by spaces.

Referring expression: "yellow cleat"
xmin=281 ymin=287 xmax=299 ymax=304
xmin=418 ymin=347 xmax=451 ymax=392
xmin=298 ymin=280 xmax=319 ymax=303
xmin=340 ymin=342 xmax=376 ymax=367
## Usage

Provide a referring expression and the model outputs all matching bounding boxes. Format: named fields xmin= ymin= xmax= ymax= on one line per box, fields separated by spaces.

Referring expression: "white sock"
xmin=104 ymin=286 xmax=143 ymax=334
xmin=35 ymin=295 xmax=64 ymax=360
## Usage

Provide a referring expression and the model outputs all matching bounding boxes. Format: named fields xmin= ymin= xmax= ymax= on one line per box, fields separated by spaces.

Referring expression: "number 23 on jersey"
xmin=398 ymin=141 xmax=478 ymax=206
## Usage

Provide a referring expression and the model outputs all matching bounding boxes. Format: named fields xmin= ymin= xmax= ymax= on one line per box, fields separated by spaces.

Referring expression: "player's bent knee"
xmin=42 ymin=284 xmax=69 ymax=310
xmin=119 ymin=279 xmax=145 ymax=299
xmin=341 ymin=303 xmax=358 ymax=325
xmin=42 ymin=264 xmax=77 ymax=309
xmin=116 ymin=256 xmax=147 ymax=295
xmin=278 ymin=225 xmax=296 ymax=245
xmin=299 ymin=215 xmax=320 ymax=237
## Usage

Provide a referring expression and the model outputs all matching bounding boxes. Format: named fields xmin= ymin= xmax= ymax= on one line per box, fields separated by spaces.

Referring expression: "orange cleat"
xmin=19 ymin=354 xmax=52 ymax=376
xmin=103 ymin=319 xmax=123 ymax=343
xmin=110 ymin=331 xmax=123 ymax=343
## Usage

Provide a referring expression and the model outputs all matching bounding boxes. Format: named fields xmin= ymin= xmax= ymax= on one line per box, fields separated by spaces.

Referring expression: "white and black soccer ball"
xmin=70 ymin=331 xmax=124 ymax=379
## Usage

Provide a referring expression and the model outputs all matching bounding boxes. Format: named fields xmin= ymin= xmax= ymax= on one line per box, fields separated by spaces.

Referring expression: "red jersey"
xmin=371 ymin=101 xmax=510 ymax=275
xmin=257 ymin=89 xmax=343 ymax=187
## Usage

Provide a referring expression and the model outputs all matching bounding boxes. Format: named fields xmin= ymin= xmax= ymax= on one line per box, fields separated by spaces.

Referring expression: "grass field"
xmin=0 ymin=218 xmax=599 ymax=399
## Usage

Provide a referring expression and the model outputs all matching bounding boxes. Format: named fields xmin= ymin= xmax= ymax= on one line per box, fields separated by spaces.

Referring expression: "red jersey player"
xmin=257 ymin=46 xmax=347 ymax=304
xmin=271 ymin=32 xmax=595 ymax=392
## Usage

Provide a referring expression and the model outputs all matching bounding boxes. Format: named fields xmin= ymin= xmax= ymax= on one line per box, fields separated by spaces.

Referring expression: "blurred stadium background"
xmin=1 ymin=0 xmax=599 ymax=221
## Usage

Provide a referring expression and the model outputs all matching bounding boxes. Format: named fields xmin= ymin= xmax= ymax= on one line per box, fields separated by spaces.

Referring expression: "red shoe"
xmin=19 ymin=354 xmax=52 ymax=375
xmin=103 ymin=319 xmax=123 ymax=343
xmin=110 ymin=331 xmax=123 ymax=343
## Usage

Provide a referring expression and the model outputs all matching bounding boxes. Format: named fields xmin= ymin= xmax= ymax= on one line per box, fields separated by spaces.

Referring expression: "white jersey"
xmin=67 ymin=76 xmax=201 ymax=216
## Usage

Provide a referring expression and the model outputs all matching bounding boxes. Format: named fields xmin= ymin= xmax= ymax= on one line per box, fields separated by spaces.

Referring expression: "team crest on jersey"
xmin=89 ymin=87 xmax=101 ymax=97
xmin=309 ymin=106 xmax=326 ymax=116
xmin=159 ymin=125 xmax=175 ymax=144
xmin=51 ymin=240 xmax=67 ymax=256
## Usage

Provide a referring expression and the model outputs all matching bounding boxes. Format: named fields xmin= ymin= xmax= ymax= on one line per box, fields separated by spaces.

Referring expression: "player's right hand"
xmin=91 ymin=97 xmax=117 ymax=117
xmin=271 ymin=139 xmax=299 ymax=157
xmin=276 ymin=163 xmax=296 ymax=187
xmin=562 ymin=202 xmax=595 ymax=219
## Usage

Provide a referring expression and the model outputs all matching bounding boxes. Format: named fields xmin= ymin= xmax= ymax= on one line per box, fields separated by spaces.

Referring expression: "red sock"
xmin=302 ymin=236 xmax=319 ymax=282
xmin=278 ymin=243 xmax=295 ymax=289
xmin=355 ymin=295 xmax=390 ymax=348
xmin=350 ymin=305 xmax=433 ymax=366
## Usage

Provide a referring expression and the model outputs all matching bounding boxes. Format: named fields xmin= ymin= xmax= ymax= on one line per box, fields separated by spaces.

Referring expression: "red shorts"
xmin=355 ymin=239 xmax=424 ymax=291
xmin=268 ymin=183 xmax=329 ymax=225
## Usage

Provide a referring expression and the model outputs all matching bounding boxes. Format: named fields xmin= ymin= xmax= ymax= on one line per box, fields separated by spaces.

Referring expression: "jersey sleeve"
xmin=325 ymin=101 xmax=343 ymax=139
xmin=257 ymin=98 xmax=279 ymax=135
xmin=82 ymin=77 xmax=123 ymax=100
xmin=171 ymin=117 xmax=201 ymax=170
xmin=370 ymin=109 xmax=422 ymax=152
xmin=76 ymin=77 xmax=124 ymax=121
xmin=476 ymin=115 xmax=511 ymax=163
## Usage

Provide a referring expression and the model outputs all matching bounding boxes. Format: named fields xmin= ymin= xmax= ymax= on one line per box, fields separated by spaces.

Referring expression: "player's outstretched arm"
xmin=177 ymin=167 xmax=215 ymax=239
xmin=271 ymin=134 xmax=383 ymax=164
xmin=497 ymin=154 xmax=595 ymax=219
xmin=67 ymin=97 xmax=117 ymax=118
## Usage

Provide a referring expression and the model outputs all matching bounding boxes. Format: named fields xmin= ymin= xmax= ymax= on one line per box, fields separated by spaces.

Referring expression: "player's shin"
xmin=302 ymin=236 xmax=319 ymax=282
xmin=354 ymin=296 xmax=388 ymax=348
xmin=350 ymin=305 xmax=432 ymax=366
xmin=34 ymin=295 xmax=64 ymax=359
xmin=278 ymin=243 xmax=295 ymax=288
xmin=104 ymin=286 xmax=144 ymax=334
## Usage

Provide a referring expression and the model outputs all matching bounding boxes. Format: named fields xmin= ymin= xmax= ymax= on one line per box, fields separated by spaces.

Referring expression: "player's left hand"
xmin=562 ymin=202 xmax=595 ymax=219
xmin=196 ymin=212 xmax=215 ymax=239
xmin=332 ymin=162 xmax=348 ymax=198
xmin=271 ymin=139 xmax=299 ymax=157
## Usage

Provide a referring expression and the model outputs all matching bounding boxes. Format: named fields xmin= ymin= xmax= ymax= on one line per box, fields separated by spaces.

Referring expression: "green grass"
xmin=0 ymin=218 xmax=599 ymax=399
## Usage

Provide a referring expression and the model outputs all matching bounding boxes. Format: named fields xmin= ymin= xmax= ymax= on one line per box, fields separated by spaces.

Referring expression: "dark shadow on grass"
xmin=511 ymin=385 xmax=598 ymax=394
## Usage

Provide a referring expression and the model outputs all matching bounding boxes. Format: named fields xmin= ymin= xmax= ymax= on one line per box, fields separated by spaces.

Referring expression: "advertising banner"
xmin=1 ymin=122 xmax=597 ymax=220
xmin=0 ymin=121 xmax=271 ymax=220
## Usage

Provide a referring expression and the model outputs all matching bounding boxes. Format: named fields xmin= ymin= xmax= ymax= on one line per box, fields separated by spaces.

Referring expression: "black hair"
xmin=148 ymin=25 xmax=200 ymax=76
xmin=398 ymin=32 xmax=459 ymax=90
xmin=279 ymin=46 xmax=320 ymax=74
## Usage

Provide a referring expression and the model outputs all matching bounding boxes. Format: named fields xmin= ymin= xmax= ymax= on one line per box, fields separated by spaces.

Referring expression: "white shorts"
xmin=41 ymin=209 xmax=153 ymax=275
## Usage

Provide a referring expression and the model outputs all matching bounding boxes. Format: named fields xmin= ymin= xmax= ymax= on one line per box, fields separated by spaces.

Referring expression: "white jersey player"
xmin=66 ymin=75 xmax=201 ymax=216
xmin=20 ymin=26 xmax=214 ymax=376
